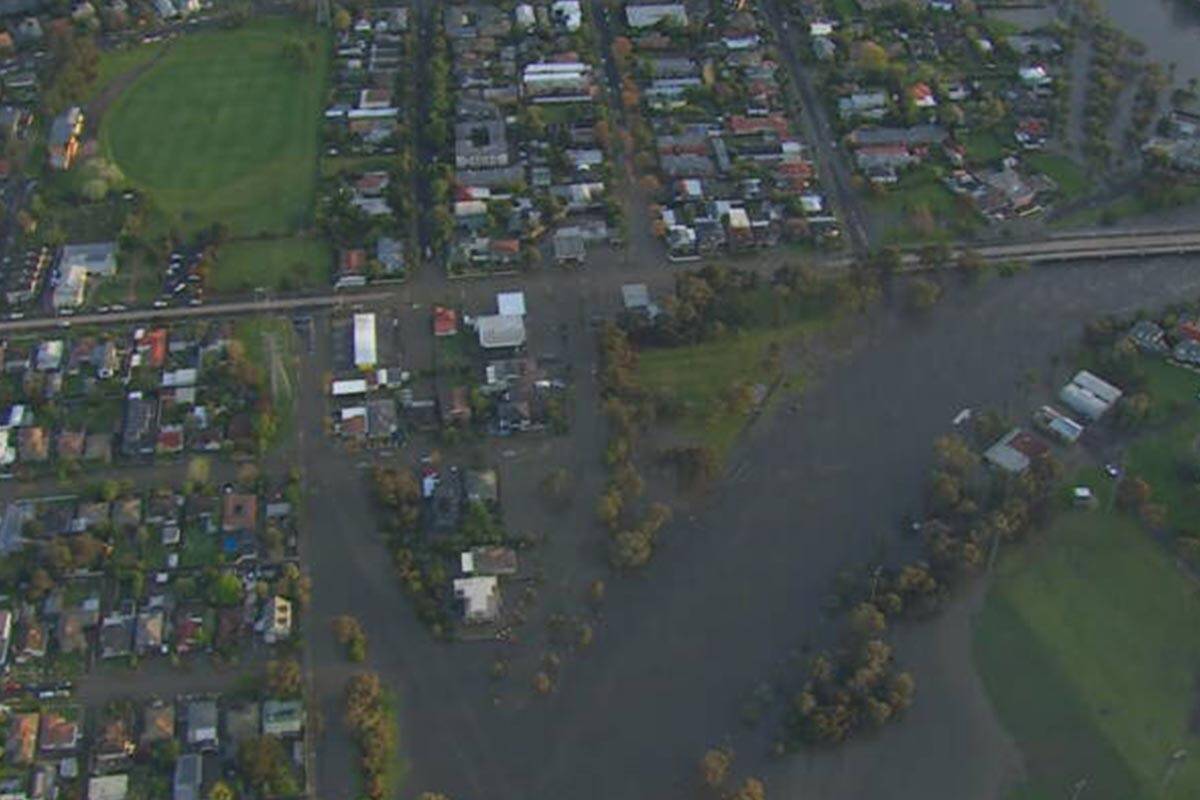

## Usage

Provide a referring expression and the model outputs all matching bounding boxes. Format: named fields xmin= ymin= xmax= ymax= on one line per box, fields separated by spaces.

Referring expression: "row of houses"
xmin=445 ymin=1 xmax=614 ymax=272
xmin=617 ymin=1 xmax=838 ymax=259
xmin=0 ymin=321 xmax=272 ymax=474
xmin=2 ymin=692 xmax=305 ymax=800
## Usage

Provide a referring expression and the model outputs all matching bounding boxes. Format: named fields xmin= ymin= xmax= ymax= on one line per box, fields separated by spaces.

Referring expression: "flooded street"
xmin=1101 ymin=0 xmax=1200 ymax=87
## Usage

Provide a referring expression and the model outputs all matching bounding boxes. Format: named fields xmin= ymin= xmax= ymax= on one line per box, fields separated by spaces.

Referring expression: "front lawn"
xmin=1026 ymin=152 xmax=1091 ymax=202
xmin=99 ymin=18 xmax=328 ymax=237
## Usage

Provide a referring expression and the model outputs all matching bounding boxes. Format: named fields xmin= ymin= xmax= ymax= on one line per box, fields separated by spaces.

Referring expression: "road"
xmin=4 ymin=227 xmax=1200 ymax=334
xmin=760 ymin=0 xmax=872 ymax=254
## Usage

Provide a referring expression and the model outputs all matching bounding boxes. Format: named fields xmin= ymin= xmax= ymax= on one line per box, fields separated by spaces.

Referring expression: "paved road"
xmin=0 ymin=289 xmax=396 ymax=333
xmin=761 ymin=0 xmax=872 ymax=253
xmin=3 ymin=228 xmax=1200 ymax=335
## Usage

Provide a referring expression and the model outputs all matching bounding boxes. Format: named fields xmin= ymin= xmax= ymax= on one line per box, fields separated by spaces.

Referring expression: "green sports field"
xmin=100 ymin=19 xmax=327 ymax=237
xmin=974 ymin=510 xmax=1200 ymax=799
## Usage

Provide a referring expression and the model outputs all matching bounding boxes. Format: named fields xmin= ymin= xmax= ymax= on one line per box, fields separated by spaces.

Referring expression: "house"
xmin=47 ymin=107 xmax=84 ymax=170
xmin=94 ymin=715 xmax=135 ymax=764
xmin=121 ymin=392 xmax=158 ymax=457
xmin=224 ymin=703 xmax=261 ymax=747
xmin=433 ymin=306 xmax=458 ymax=337
xmin=99 ymin=613 xmax=134 ymax=659
xmin=186 ymin=700 xmax=218 ymax=748
xmin=455 ymin=120 xmax=509 ymax=168
xmin=141 ymin=702 xmax=175 ymax=745
xmin=461 ymin=545 xmax=518 ymax=576
xmin=57 ymin=430 xmax=85 ymax=461
xmin=58 ymin=242 xmax=118 ymax=278
xmin=553 ymin=228 xmax=586 ymax=264
xmin=173 ymin=752 xmax=203 ymax=800
xmin=354 ymin=313 xmax=377 ymax=369
xmin=1127 ymin=319 xmax=1168 ymax=354
xmin=86 ymin=775 xmax=129 ymax=800
xmin=839 ymin=91 xmax=890 ymax=122
xmin=135 ymin=610 xmax=164 ymax=654
xmin=6 ymin=712 xmax=38 ymax=765
xmin=984 ymin=428 xmax=1049 ymax=474
xmin=39 ymin=712 xmax=80 ymax=751
xmin=476 ymin=314 xmax=526 ymax=350
xmin=0 ymin=609 xmax=10 ymax=665
xmin=909 ymin=82 xmax=937 ymax=108
xmin=262 ymin=699 xmax=304 ymax=737
xmin=264 ymin=595 xmax=292 ymax=642
xmin=17 ymin=617 xmax=45 ymax=662
xmin=453 ymin=576 xmax=500 ymax=623
xmin=465 ymin=468 xmax=498 ymax=505
xmin=626 ymin=2 xmax=687 ymax=28
xmin=222 ymin=493 xmax=257 ymax=533
xmin=1059 ymin=370 xmax=1122 ymax=421
xmin=17 ymin=426 xmax=48 ymax=462
xmin=375 ymin=237 xmax=406 ymax=276
xmin=336 ymin=248 xmax=367 ymax=288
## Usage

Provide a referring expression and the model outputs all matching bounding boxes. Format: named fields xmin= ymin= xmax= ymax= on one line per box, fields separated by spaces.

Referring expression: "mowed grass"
xmin=974 ymin=511 xmax=1200 ymax=799
xmin=100 ymin=19 xmax=327 ymax=236
xmin=210 ymin=238 xmax=331 ymax=293
xmin=637 ymin=324 xmax=811 ymax=456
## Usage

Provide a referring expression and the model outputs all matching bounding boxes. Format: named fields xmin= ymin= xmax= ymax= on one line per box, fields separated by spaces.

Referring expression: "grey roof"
xmin=60 ymin=242 xmax=118 ymax=277
xmin=173 ymin=753 xmax=202 ymax=800
xmin=621 ymin=283 xmax=651 ymax=309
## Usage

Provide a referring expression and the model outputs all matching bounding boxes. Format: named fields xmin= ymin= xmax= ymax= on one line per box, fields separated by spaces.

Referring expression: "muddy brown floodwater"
xmin=305 ymin=257 xmax=1200 ymax=800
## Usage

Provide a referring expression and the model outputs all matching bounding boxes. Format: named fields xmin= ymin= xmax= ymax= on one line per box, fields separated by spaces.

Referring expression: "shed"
xmin=496 ymin=292 xmax=526 ymax=317
xmin=354 ymin=313 xmax=377 ymax=369
xmin=476 ymin=314 xmax=527 ymax=349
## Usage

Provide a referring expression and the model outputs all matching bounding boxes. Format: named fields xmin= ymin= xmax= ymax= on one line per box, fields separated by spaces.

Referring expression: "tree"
xmin=332 ymin=6 xmax=351 ymax=30
xmin=906 ymin=277 xmax=943 ymax=312
xmin=265 ymin=658 xmax=303 ymax=699
xmin=730 ymin=778 xmax=767 ymax=800
xmin=239 ymin=736 xmax=297 ymax=796
xmin=699 ymin=747 xmax=732 ymax=788
xmin=1116 ymin=475 xmax=1151 ymax=512
xmin=207 ymin=572 xmax=243 ymax=606
xmin=208 ymin=782 xmax=236 ymax=800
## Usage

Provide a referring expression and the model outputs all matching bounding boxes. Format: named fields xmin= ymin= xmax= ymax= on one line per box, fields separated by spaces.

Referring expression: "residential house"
xmin=261 ymin=699 xmax=304 ymax=737
xmin=6 ymin=712 xmax=38 ymax=765
xmin=39 ymin=712 xmax=80 ymax=752
xmin=185 ymin=700 xmax=218 ymax=748
xmin=453 ymin=575 xmax=500 ymax=623
xmin=47 ymin=107 xmax=84 ymax=170
xmin=173 ymin=752 xmax=203 ymax=800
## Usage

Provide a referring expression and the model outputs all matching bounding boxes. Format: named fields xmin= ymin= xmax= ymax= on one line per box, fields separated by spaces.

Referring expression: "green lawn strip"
xmin=868 ymin=166 xmax=979 ymax=244
xmin=977 ymin=591 xmax=1140 ymax=800
xmin=93 ymin=41 xmax=168 ymax=98
xmin=320 ymin=155 xmax=396 ymax=178
xmin=636 ymin=323 xmax=813 ymax=457
xmin=211 ymin=238 xmax=331 ymax=293
xmin=975 ymin=510 xmax=1200 ymax=798
xmin=1025 ymin=152 xmax=1091 ymax=201
xmin=963 ymin=128 xmax=1011 ymax=164
xmin=99 ymin=19 xmax=328 ymax=237
xmin=233 ymin=316 xmax=298 ymax=445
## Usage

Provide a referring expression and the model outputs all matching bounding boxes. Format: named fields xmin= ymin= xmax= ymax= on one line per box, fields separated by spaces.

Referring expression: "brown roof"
xmin=56 ymin=430 xmax=85 ymax=459
xmin=142 ymin=703 xmax=174 ymax=744
xmin=222 ymin=493 xmax=258 ymax=532
xmin=6 ymin=713 xmax=38 ymax=764
xmin=39 ymin=713 xmax=79 ymax=751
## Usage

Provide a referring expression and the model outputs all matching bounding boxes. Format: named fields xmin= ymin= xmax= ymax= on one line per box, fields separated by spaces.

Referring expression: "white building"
xmin=476 ymin=314 xmax=527 ymax=349
xmin=453 ymin=576 xmax=499 ymax=623
xmin=354 ymin=313 xmax=377 ymax=369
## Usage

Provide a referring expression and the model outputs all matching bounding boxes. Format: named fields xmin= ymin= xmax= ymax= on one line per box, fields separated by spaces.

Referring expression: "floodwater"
xmin=339 ymin=256 xmax=1200 ymax=800
xmin=1101 ymin=0 xmax=1200 ymax=87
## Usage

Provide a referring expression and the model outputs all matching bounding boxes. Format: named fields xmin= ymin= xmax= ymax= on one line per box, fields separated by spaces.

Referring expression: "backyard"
xmin=99 ymin=19 xmax=328 ymax=239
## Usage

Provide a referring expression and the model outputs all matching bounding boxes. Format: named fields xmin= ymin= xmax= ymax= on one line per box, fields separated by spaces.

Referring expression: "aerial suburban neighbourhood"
xmin=1 ymin=0 xmax=1200 ymax=798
